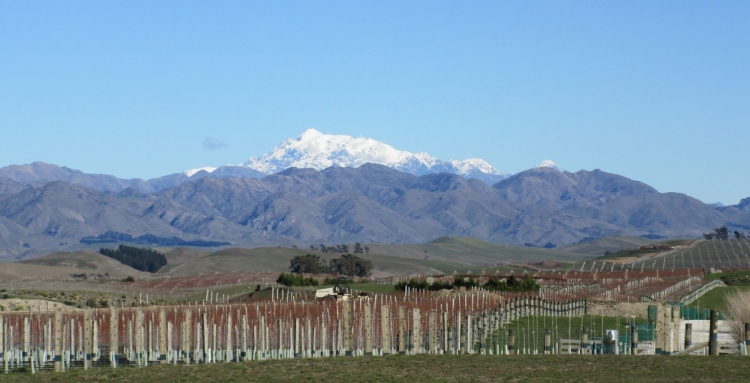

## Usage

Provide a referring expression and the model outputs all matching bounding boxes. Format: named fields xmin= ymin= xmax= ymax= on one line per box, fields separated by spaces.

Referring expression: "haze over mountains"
xmin=0 ymin=130 xmax=748 ymax=261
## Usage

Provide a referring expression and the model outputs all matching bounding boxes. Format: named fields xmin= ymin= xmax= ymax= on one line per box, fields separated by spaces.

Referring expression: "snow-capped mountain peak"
xmin=241 ymin=130 xmax=509 ymax=183
xmin=535 ymin=160 xmax=564 ymax=172
xmin=184 ymin=167 xmax=217 ymax=177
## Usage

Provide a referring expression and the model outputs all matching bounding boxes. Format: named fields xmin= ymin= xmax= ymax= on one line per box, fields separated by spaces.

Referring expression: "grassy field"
xmin=2 ymin=355 xmax=749 ymax=382
xmin=687 ymin=286 xmax=750 ymax=311
xmin=560 ymin=236 xmax=655 ymax=256
xmin=369 ymin=237 xmax=589 ymax=266
xmin=490 ymin=315 xmax=652 ymax=352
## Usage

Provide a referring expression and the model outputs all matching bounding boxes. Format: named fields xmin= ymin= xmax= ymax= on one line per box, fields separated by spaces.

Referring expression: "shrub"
xmin=123 ymin=276 xmax=135 ymax=282
xmin=725 ymin=289 xmax=750 ymax=343
xmin=276 ymin=273 xmax=319 ymax=287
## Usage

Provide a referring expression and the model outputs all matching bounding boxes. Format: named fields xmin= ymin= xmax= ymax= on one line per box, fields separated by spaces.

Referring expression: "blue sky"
xmin=1 ymin=1 xmax=748 ymax=204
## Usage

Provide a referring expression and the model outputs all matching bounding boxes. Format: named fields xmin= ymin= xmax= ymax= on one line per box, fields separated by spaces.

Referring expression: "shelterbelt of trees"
xmin=395 ymin=275 xmax=540 ymax=293
xmin=99 ymin=245 xmax=167 ymax=273
xmin=287 ymin=254 xmax=374 ymax=277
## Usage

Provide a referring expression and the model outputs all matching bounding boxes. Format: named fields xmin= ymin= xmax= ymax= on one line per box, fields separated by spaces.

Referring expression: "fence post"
xmin=544 ymin=329 xmax=550 ymax=355
xmin=343 ymin=301 xmax=352 ymax=356
xmin=684 ymin=323 xmax=692 ymax=350
xmin=631 ymin=324 xmax=638 ymax=355
xmin=381 ymin=305 xmax=391 ymax=355
xmin=241 ymin=315 xmax=248 ymax=361
xmin=708 ymin=310 xmax=718 ymax=356
xmin=581 ymin=327 xmax=588 ymax=355
xmin=507 ymin=329 xmax=515 ymax=355
xmin=54 ymin=309 xmax=63 ymax=372
xmin=202 ymin=313 xmax=210 ymax=362
xmin=225 ymin=312 xmax=232 ymax=362
xmin=110 ymin=307 xmax=119 ymax=367
xmin=364 ymin=303 xmax=373 ymax=355
xmin=745 ymin=323 xmax=750 ymax=356
xmin=159 ymin=309 xmax=167 ymax=363
xmin=429 ymin=310 xmax=437 ymax=355
xmin=442 ymin=311 xmax=449 ymax=355
xmin=671 ymin=306 xmax=680 ymax=353
xmin=398 ymin=306 xmax=406 ymax=354
xmin=24 ymin=316 xmax=30 ymax=370
xmin=277 ymin=319 xmax=283 ymax=358
xmin=412 ymin=309 xmax=421 ymax=354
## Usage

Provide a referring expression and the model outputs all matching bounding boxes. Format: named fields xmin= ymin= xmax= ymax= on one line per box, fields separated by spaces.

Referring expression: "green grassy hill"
xmin=559 ymin=236 xmax=655 ymax=255
xmin=162 ymin=247 xmax=463 ymax=277
xmin=17 ymin=251 xmax=150 ymax=278
xmin=367 ymin=237 xmax=589 ymax=266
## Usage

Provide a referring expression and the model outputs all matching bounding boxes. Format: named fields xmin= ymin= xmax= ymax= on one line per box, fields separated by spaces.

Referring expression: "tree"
xmin=734 ymin=231 xmax=746 ymax=240
xmin=354 ymin=242 xmax=363 ymax=253
xmin=289 ymin=254 xmax=329 ymax=274
xmin=329 ymin=254 xmax=373 ymax=277
xmin=714 ymin=226 xmax=729 ymax=240
xmin=364 ymin=246 xmax=370 ymax=254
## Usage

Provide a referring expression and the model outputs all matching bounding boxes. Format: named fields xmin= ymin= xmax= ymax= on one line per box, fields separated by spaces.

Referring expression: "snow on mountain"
xmin=241 ymin=129 xmax=509 ymax=183
xmin=535 ymin=160 xmax=565 ymax=172
xmin=184 ymin=167 xmax=216 ymax=177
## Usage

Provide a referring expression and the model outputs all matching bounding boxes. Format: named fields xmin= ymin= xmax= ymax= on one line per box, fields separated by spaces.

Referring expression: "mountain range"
xmin=0 ymin=130 xmax=748 ymax=261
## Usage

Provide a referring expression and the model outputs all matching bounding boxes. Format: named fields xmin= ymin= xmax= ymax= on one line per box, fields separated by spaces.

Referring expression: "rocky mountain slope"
xmin=0 ymin=164 xmax=747 ymax=260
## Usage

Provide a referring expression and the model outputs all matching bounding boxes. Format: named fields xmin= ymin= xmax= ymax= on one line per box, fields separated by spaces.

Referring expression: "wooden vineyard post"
xmin=429 ymin=310 xmax=437 ymax=355
xmin=381 ymin=305 xmax=391 ymax=355
xmin=202 ymin=313 xmax=209 ymax=363
xmin=24 ymin=316 xmax=30 ymax=369
xmin=466 ymin=315 xmax=472 ymax=355
xmin=135 ymin=309 xmax=143 ymax=366
xmin=508 ymin=329 xmax=515 ymax=355
xmin=398 ymin=306 xmax=406 ymax=354
xmin=166 ymin=321 xmax=173 ymax=364
xmin=159 ymin=309 xmax=167 ymax=364
xmin=93 ymin=315 xmax=99 ymax=366
xmin=294 ymin=318 xmax=300 ymax=357
xmin=277 ymin=319 xmax=283 ymax=358
xmin=241 ymin=315 xmax=248 ymax=361
xmin=581 ymin=327 xmax=589 ymax=355
xmin=259 ymin=316 xmax=265 ymax=360
xmin=412 ymin=308 xmax=421 ymax=354
xmin=684 ymin=323 xmax=692 ymax=350
xmin=459 ymin=313 xmax=465 ymax=355
xmin=0 ymin=314 xmax=4 ymax=372
xmin=343 ymin=301 xmax=352 ymax=356
xmin=225 ymin=313 xmax=232 ymax=362
xmin=672 ymin=306 xmax=681 ymax=353
xmin=84 ymin=309 xmax=92 ymax=369
xmin=708 ymin=310 xmax=718 ymax=356
xmin=185 ymin=309 xmax=192 ymax=364
xmin=54 ymin=309 xmax=63 ymax=372
xmin=442 ymin=311 xmax=448 ymax=354
xmin=631 ymin=324 xmax=638 ymax=355
xmin=110 ymin=307 xmax=119 ymax=367
xmin=544 ymin=329 xmax=551 ymax=354
xmin=305 ymin=318 xmax=311 ymax=358
xmin=364 ymin=302 xmax=373 ymax=355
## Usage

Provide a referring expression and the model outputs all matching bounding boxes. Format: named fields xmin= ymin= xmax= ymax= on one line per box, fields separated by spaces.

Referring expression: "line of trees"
xmin=99 ymin=245 xmax=167 ymax=273
xmin=288 ymin=253 xmax=373 ymax=277
xmin=309 ymin=243 xmax=370 ymax=254
xmin=395 ymin=275 xmax=540 ymax=293
xmin=703 ymin=226 xmax=747 ymax=240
